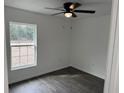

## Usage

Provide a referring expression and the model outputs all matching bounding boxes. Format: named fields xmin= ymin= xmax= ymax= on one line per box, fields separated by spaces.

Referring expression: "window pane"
xmin=28 ymin=46 xmax=34 ymax=56
xmin=20 ymin=46 xmax=27 ymax=56
xmin=11 ymin=47 xmax=19 ymax=57
xmin=11 ymin=57 xmax=19 ymax=67
xmin=20 ymin=56 xmax=27 ymax=66
xmin=10 ymin=22 xmax=36 ymax=42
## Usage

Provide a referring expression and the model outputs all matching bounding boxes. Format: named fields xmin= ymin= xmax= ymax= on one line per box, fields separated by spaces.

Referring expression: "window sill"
xmin=11 ymin=63 xmax=37 ymax=71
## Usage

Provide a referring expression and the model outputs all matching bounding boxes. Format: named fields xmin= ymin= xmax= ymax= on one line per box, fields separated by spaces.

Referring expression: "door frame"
xmin=103 ymin=0 xmax=119 ymax=92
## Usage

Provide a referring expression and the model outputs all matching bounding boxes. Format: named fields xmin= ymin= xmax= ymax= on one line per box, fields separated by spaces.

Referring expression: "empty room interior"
xmin=5 ymin=0 xmax=113 ymax=93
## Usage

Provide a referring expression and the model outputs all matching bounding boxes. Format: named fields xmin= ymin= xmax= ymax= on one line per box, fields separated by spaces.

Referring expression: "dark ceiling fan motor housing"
xmin=64 ymin=2 xmax=73 ymax=12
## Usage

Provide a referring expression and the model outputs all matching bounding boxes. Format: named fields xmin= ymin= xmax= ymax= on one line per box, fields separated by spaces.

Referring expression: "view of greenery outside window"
xmin=9 ymin=22 xmax=37 ymax=70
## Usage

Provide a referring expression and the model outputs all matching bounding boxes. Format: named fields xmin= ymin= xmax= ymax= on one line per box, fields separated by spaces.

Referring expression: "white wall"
xmin=5 ymin=6 xmax=72 ymax=84
xmin=71 ymin=15 xmax=111 ymax=79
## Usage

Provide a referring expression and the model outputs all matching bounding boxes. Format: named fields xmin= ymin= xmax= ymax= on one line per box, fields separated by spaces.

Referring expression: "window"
xmin=9 ymin=22 xmax=37 ymax=70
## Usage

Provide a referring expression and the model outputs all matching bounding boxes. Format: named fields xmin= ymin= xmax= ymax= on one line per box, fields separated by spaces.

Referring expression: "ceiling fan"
xmin=45 ymin=2 xmax=96 ymax=18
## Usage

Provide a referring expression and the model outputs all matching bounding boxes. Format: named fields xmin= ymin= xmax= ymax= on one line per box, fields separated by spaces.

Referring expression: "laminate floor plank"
xmin=9 ymin=67 xmax=104 ymax=93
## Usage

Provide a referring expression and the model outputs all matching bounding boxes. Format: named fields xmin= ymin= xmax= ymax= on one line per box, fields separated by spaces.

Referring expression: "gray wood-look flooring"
xmin=9 ymin=67 xmax=104 ymax=93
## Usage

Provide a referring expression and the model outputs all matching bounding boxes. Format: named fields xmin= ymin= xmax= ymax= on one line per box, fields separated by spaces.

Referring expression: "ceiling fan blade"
xmin=72 ymin=12 xmax=77 ymax=17
xmin=51 ymin=12 xmax=64 ymax=16
xmin=74 ymin=10 xmax=95 ymax=14
xmin=69 ymin=2 xmax=82 ymax=9
xmin=45 ymin=7 xmax=65 ymax=11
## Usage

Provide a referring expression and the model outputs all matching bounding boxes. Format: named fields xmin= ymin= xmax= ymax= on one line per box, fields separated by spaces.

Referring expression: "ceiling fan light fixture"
xmin=64 ymin=12 xmax=72 ymax=18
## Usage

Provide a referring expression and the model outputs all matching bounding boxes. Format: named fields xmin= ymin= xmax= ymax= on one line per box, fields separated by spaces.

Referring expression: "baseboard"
xmin=9 ymin=66 xmax=104 ymax=86
xmin=9 ymin=66 xmax=72 ymax=85
xmin=70 ymin=65 xmax=105 ymax=79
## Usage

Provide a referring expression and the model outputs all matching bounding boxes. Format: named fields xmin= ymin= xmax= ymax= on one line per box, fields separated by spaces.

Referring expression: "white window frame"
xmin=9 ymin=22 xmax=37 ymax=71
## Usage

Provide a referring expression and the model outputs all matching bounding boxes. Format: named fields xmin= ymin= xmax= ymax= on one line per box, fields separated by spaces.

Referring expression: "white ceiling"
xmin=4 ymin=0 xmax=112 ymax=18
